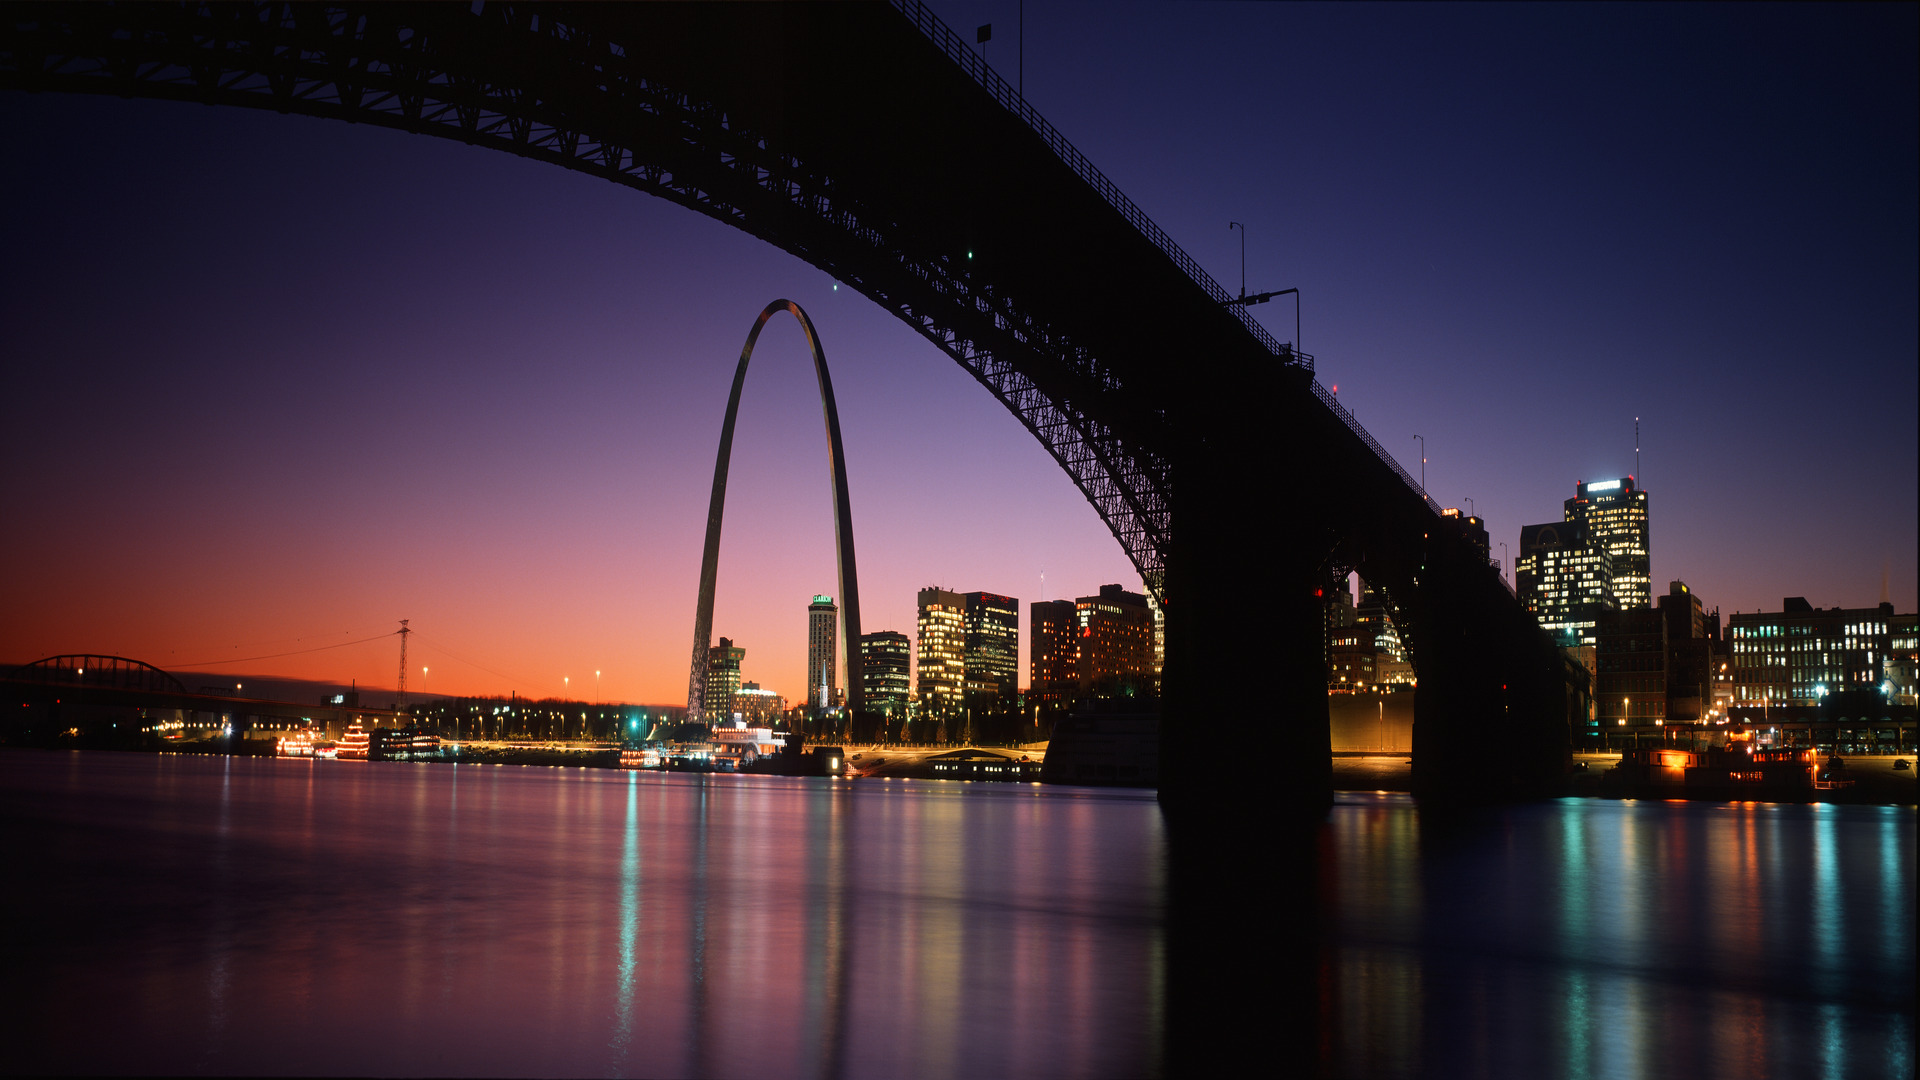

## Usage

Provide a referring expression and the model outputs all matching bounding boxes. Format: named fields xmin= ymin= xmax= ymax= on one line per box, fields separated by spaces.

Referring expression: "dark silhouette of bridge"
xmin=4 ymin=654 xmax=400 ymax=732
xmin=0 ymin=2 xmax=1584 ymax=821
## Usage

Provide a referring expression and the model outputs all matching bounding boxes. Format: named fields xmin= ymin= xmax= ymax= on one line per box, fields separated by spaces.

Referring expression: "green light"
xmin=967 ymin=251 xmax=973 ymax=259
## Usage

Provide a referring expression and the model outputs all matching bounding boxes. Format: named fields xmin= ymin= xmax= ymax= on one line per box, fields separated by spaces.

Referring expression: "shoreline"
xmin=6 ymin=744 xmax=1912 ymax=805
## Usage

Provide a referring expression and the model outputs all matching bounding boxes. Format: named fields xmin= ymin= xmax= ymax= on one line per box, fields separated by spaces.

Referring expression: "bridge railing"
xmin=1308 ymin=380 xmax=1445 ymax=518
xmin=890 ymin=0 xmax=1308 ymax=372
xmin=892 ymin=0 xmax=1458 ymax=522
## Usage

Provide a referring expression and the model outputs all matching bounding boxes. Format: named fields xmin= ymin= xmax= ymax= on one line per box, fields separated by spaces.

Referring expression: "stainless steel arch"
xmin=686 ymin=300 xmax=863 ymax=725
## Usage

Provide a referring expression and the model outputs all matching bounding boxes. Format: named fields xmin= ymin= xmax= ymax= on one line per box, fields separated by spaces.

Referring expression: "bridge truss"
xmin=1 ymin=1 xmax=1450 ymax=602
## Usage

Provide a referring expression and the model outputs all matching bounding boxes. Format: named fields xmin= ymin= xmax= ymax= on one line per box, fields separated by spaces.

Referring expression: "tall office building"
xmin=858 ymin=631 xmax=912 ymax=723
xmin=1564 ymin=477 xmax=1650 ymax=610
xmin=1029 ymin=599 xmax=1079 ymax=725
xmin=807 ymin=595 xmax=838 ymax=712
xmin=1319 ymin=570 xmax=1356 ymax=673
xmin=916 ymin=588 xmax=967 ymax=732
xmin=1075 ymin=584 xmax=1156 ymax=696
xmin=1440 ymin=508 xmax=1490 ymax=560
xmin=1596 ymin=581 xmax=1723 ymax=731
xmin=963 ymin=592 xmax=1019 ymax=709
xmin=705 ymin=637 xmax=745 ymax=723
xmin=1355 ymin=581 xmax=1407 ymax=664
xmin=1516 ymin=520 xmax=1616 ymax=647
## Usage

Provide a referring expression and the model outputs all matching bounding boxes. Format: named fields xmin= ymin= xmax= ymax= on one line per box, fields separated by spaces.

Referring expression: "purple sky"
xmin=3 ymin=3 xmax=1914 ymax=706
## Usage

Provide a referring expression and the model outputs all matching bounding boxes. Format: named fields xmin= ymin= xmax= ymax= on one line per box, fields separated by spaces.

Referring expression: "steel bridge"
xmin=4 ymin=654 xmax=400 ymax=732
xmin=0 ymin=2 xmax=1583 ymax=810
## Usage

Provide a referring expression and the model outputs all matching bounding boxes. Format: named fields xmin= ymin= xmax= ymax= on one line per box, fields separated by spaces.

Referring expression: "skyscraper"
xmin=1075 ymin=584 xmax=1155 ymax=697
xmin=963 ymin=591 xmax=1019 ymax=709
xmin=807 ymin=595 xmax=838 ymax=712
xmin=705 ymin=637 xmax=745 ymax=723
xmin=1354 ymin=581 xmax=1407 ymax=664
xmin=858 ymin=630 xmax=912 ymax=725
xmin=1029 ymin=599 xmax=1079 ymax=730
xmin=1516 ymin=520 xmax=1616 ymax=647
xmin=1564 ymin=477 xmax=1650 ymax=610
xmin=916 ymin=588 xmax=967 ymax=737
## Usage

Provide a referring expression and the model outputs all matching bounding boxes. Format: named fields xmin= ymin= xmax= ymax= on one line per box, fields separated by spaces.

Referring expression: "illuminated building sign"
xmin=1585 ymin=480 xmax=1619 ymax=492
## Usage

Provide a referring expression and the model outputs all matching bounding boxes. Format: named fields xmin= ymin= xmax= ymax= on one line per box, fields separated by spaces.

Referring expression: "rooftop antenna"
xmin=1634 ymin=417 xmax=1640 ymax=483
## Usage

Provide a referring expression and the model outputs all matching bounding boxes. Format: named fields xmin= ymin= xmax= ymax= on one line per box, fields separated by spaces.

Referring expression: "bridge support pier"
xmin=1408 ymin=539 xmax=1574 ymax=803
xmin=1158 ymin=383 xmax=1333 ymax=1074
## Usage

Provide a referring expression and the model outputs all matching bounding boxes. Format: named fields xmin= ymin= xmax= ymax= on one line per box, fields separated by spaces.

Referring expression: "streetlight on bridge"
xmin=1413 ymin=435 xmax=1426 ymax=493
xmin=1222 ymin=222 xmax=1303 ymax=353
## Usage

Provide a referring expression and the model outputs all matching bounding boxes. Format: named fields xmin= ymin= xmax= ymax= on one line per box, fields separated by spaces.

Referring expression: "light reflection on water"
xmin=2 ymin=753 xmax=1911 ymax=1079
xmin=1 ymin=752 xmax=1165 ymax=1078
xmin=1325 ymin=793 xmax=1915 ymax=1080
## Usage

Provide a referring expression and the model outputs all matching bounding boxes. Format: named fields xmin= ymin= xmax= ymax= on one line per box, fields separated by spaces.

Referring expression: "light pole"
xmin=1499 ymin=541 xmax=1510 ymax=584
xmin=1413 ymin=435 xmax=1426 ymax=493
xmin=1464 ymin=497 xmax=1475 ymax=517
xmin=1221 ymin=224 xmax=1303 ymax=352
xmin=1229 ymin=221 xmax=1246 ymax=299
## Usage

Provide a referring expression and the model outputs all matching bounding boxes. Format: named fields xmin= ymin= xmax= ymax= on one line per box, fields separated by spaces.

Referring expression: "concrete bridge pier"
xmin=1157 ymin=383 xmax=1335 ymax=1075
xmin=1408 ymin=534 xmax=1573 ymax=803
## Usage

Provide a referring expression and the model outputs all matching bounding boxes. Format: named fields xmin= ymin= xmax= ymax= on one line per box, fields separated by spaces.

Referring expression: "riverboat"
xmin=1603 ymin=745 xmax=1850 ymax=800
xmin=336 ymin=721 xmax=370 ymax=759
xmin=619 ymin=747 xmax=662 ymax=769
xmin=371 ymin=728 xmax=441 ymax=760
xmin=708 ymin=723 xmax=786 ymax=768
xmin=276 ymin=728 xmax=321 ymax=757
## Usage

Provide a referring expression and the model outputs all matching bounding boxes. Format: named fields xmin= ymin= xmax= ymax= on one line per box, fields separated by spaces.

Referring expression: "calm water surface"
xmin=1 ymin=751 xmax=1911 ymax=1078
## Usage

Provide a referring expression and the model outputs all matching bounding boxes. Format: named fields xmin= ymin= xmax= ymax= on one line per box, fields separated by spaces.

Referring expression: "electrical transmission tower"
xmin=396 ymin=619 xmax=411 ymax=712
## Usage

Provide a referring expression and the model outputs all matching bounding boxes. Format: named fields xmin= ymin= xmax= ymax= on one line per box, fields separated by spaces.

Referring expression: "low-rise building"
xmin=733 ymin=682 xmax=784 ymax=727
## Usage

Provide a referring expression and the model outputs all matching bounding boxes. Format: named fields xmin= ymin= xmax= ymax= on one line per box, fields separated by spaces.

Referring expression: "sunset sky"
xmin=3 ymin=3 xmax=1914 ymax=707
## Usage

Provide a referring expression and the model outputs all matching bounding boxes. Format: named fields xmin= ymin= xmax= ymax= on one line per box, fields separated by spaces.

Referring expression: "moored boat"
xmin=337 ymin=721 xmax=370 ymax=759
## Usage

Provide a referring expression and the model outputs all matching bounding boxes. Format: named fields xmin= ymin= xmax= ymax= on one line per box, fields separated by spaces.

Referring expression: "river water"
xmin=1 ymin=750 xmax=1911 ymax=1078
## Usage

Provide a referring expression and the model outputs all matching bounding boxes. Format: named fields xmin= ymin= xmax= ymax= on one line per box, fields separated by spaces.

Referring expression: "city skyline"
xmin=3 ymin=3 xmax=1913 ymax=707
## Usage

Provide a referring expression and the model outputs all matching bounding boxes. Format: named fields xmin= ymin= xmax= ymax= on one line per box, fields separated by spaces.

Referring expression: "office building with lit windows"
xmin=916 ymin=588 xmax=967 ymax=732
xmin=705 ymin=637 xmax=745 ymax=722
xmin=858 ymin=631 xmax=912 ymax=723
xmin=733 ymin=682 xmax=785 ymax=726
xmin=1029 ymin=599 xmax=1079 ymax=726
xmin=963 ymin=592 xmax=1019 ymax=710
xmin=807 ymin=596 xmax=838 ymax=712
xmin=1564 ymin=477 xmax=1650 ymax=610
xmin=1355 ymin=581 xmax=1408 ymax=667
xmin=1516 ymin=520 xmax=1616 ymax=647
xmin=1075 ymin=584 xmax=1156 ymax=697
xmin=1729 ymin=599 xmax=1910 ymax=707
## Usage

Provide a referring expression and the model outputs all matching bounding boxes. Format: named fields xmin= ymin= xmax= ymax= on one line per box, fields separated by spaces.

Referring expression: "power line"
xmin=171 ymin=630 xmax=398 ymax=669
xmin=409 ymin=633 xmax=540 ymax=691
